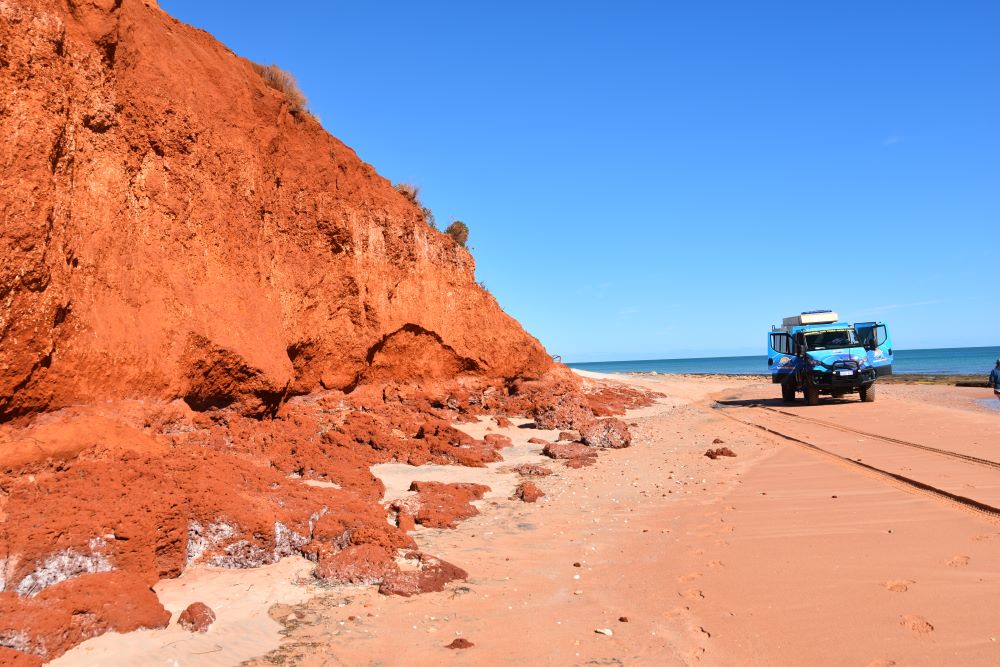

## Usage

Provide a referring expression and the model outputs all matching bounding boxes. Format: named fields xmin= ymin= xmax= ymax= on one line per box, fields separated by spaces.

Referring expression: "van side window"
xmin=875 ymin=325 xmax=887 ymax=346
xmin=771 ymin=333 xmax=792 ymax=355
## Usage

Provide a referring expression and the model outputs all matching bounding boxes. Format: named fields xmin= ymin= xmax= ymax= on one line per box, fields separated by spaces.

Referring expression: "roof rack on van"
xmin=781 ymin=311 xmax=839 ymax=328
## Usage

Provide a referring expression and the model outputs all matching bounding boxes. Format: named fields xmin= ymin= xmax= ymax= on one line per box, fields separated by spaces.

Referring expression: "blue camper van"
xmin=767 ymin=311 xmax=893 ymax=405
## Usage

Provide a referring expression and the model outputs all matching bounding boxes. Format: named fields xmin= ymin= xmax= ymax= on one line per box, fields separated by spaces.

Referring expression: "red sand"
xmin=233 ymin=374 xmax=1000 ymax=666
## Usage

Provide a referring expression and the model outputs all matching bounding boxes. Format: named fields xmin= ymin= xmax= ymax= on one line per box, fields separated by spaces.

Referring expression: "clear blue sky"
xmin=161 ymin=1 xmax=998 ymax=361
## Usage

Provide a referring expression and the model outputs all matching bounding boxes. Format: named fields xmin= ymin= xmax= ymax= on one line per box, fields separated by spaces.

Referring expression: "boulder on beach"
xmin=178 ymin=602 xmax=216 ymax=633
xmin=513 ymin=482 xmax=545 ymax=503
xmin=580 ymin=418 xmax=632 ymax=449
xmin=542 ymin=442 xmax=599 ymax=468
xmin=378 ymin=553 xmax=467 ymax=597
xmin=704 ymin=447 xmax=737 ymax=459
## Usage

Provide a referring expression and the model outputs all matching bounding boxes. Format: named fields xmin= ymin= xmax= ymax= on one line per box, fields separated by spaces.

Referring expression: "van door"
xmin=855 ymin=322 xmax=893 ymax=375
xmin=768 ymin=332 xmax=797 ymax=383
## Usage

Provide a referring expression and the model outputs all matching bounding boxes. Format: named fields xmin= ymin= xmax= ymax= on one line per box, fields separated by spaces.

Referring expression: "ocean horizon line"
xmin=565 ymin=344 xmax=999 ymax=366
xmin=566 ymin=345 xmax=1000 ymax=377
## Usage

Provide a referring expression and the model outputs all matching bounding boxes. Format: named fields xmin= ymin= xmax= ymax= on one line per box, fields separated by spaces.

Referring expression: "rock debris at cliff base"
xmin=0 ymin=1 xmax=663 ymax=662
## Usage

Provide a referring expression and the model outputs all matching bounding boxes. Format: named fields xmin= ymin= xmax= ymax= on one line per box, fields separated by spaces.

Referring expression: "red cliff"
xmin=0 ymin=1 xmax=649 ymax=662
xmin=0 ymin=0 xmax=553 ymax=420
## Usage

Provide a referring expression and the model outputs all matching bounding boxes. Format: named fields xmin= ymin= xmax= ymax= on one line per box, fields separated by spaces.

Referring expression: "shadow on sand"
xmin=714 ymin=397 xmax=860 ymax=409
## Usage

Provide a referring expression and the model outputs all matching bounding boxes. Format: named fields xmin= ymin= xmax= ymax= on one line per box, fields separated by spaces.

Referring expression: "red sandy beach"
xmin=53 ymin=372 xmax=1000 ymax=666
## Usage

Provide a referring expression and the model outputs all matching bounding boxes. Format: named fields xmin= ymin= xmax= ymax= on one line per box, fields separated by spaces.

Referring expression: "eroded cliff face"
xmin=0 ymin=0 xmax=552 ymax=420
xmin=0 ymin=2 xmax=656 ymax=663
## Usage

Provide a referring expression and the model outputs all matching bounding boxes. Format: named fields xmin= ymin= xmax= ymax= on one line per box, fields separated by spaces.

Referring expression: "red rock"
xmin=178 ymin=602 xmax=216 ymax=633
xmin=513 ymin=482 xmax=545 ymax=503
xmin=510 ymin=463 xmax=552 ymax=477
xmin=315 ymin=544 xmax=398 ymax=585
xmin=532 ymin=397 xmax=594 ymax=431
xmin=406 ymin=481 xmax=490 ymax=529
xmin=397 ymin=510 xmax=417 ymax=532
xmin=557 ymin=431 xmax=578 ymax=442
xmin=484 ymin=433 xmax=512 ymax=447
xmin=446 ymin=638 xmax=475 ymax=649
xmin=0 ymin=648 xmax=42 ymax=667
xmin=584 ymin=382 xmax=662 ymax=415
xmin=705 ymin=447 xmax=737 ymax=459
xmin=0 ymin=572 xmax=170 ymax=663
xmin=580 ymin=418 xmax=632 ymax=449
xmin=542 ymin=443 xmax=598 ymax=468
xmin=527 ymin=437 xmax=550 ymax=445
xmin=0 ymin=0 xmax=555 ymax=420
xmin=543 ymin=443 xmax=593 ymax=460
xmin=378 ymin=553 xmax=467 ymax=597
xmin=493 ymin=416 xmax=513 ymax=428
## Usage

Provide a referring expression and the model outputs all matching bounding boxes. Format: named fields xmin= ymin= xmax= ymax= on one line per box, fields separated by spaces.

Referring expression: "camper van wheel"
xmin=860 ymin=384 xmax=876 ymax=403
xmin=804 ymin=382 xmax=820 ymax=406
xmin=781 ymin=380 xmax=796 ymax=402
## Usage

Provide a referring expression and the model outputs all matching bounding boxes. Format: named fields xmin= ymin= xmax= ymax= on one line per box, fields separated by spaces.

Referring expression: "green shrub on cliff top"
xmin=445 ymin=220 xmax=469 ymax=247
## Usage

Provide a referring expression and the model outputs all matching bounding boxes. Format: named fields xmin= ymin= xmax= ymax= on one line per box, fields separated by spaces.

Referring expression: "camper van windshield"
xmin=804 ymin=330 xmax=858 ymax=351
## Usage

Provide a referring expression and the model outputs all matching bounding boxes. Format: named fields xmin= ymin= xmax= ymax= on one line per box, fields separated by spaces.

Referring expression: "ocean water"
xmin=567 ymin=346 xmax=1000 ymax=377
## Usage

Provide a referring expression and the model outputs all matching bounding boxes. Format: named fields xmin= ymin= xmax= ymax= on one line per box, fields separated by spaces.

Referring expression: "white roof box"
xmin=782 ymin=310 xmax=839 ymax=327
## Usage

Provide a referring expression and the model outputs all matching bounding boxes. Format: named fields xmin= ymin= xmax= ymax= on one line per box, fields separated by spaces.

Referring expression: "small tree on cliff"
xmin=445 ymin=220 xmax=469 ymax=247
xmin=422 ymin=207 xmax=437 ymax=230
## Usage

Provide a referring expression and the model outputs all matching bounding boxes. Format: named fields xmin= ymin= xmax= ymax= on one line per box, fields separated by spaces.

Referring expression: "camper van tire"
xmin=860 ymin=384 xmax=876 ymax=403
xmin=781 ymin=379 xmax=796 ymax=402
xmin=804 ymin=382 xmax=820 ymax=406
